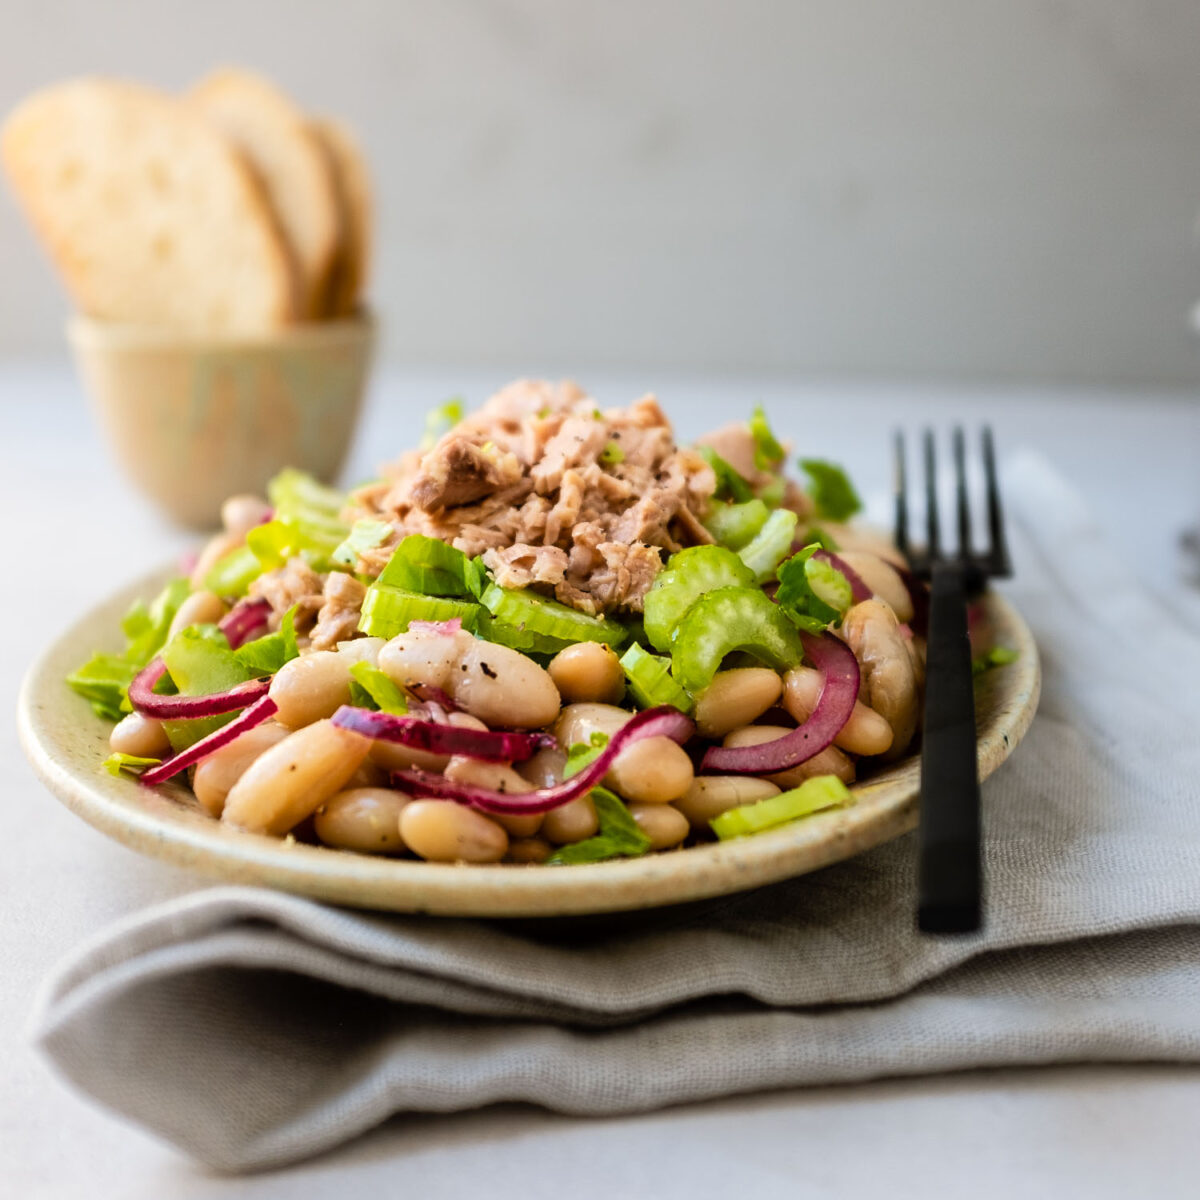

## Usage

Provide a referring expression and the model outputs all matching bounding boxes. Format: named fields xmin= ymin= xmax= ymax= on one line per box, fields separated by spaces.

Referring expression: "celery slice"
xmin=331 ymin=519 xmax=391 ymax=568
xmin=357 ymin=585 xmax=481 ymax=639
xmin=737 ymin=508 xmax=798 ymax=583
xmin=710 ymin=775 xmax=852 ymax=839
xmin=204 ymin=544 xmax=262 ymax=598
xmin=670 ymin=585 xmax=802 ymax=693
xmin=620 ymin=643 xmax=693 ymax=713
xmin=642 ymin=546 xmax=756 ymax=652
xmin=475 ymin=611 xmax=570 ymax=656
xmin=481 ymin=585 xmax=629 ymax=648
xmin=348 ymin=660 xmax=409 ymax=714
xmin=704 ymin=499 xmax=770 ymax=551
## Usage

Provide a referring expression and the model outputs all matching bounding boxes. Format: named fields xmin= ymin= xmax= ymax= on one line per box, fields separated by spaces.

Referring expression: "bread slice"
xmin=311 ymin=117 xmax=371 ymax=317
xmin=1 ymin=77 xmax=296 ymax=330
xmin=191 ymin=68 xmax=341 ymax=318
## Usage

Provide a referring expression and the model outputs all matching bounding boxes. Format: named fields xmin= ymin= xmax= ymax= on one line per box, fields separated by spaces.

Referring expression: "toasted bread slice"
xmin=1 ymin=77 xmax=296 ymax=330
xmin=191 ymin=68 xmax=341 ymax=318
xmin=311 ymin=117 xmax=371 ymax=317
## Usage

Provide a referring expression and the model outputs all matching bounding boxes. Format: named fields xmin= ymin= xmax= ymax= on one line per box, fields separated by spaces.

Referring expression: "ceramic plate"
xmin=18 ymin=569 xmax=1040 ymax=916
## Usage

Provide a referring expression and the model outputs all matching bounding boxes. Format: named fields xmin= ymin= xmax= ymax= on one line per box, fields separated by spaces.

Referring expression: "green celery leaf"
xmin=348 ymin=660 xmax=409 ymax=714
xmin=749 ymin=406 xmax=785 ymax=471
xmin=234 ymin=606 xmax=300 ymax=676
xmin=698 ymin=446 xmax=755 ymax=503
xmin=799 ymin=459 xmax=862 ymax=522
xmin=331 ymin=519 xmax=392 ymax=568
xmin=776 ymin=544 xmax=853 ymax=633
xmin=103 ymin=753 xmax=161 ymax=777
xmin=546 ymin=788 xmax=652 ymax=864
xmin=420 ymin=398 xmax=465 ymax=450
xmin=562 ymin=731 xmax=611 ymax=779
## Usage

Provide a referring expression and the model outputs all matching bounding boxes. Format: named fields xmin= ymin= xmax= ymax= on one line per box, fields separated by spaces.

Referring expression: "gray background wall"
xmin=1 ymin=0 xmax=1198 ymax=386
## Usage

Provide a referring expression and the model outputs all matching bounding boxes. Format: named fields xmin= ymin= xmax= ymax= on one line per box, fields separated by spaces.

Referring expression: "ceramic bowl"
xmin=67 ymin=314 xmax=374 ymax=528
xmin=18 ymin=567 xmax=1041 ymax=918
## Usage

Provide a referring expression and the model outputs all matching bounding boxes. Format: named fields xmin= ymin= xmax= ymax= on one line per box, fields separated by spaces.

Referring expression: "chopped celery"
xmin=756 ymin=475 xmax=786 ymax=509
xmin=103 ymin=753 xmax=161 ymax=777
xmin=66 ymin=653 xmax=138 ymax=721
xmin=234 ymin=607 xmax=299 ymax=675
xmin=775 ymin=544 xmax=852 ymax=633
xmin=704 ymin=498 xmax=770 ymax=550
xmin=268 ymin=468 xmax=345 ymax=526
xmin=204 ymin=544 xmax=262 ymax=598
xmin=710 ymin=775 xmax=852 ymax=839
xmin=331 ymin=519 xmax=392 ymax=568
xmin=563 ymin=731 xmax=611 ymax=779
xmin=358 ymin=584 xmax=482 ymax=639
xmin=973 ymin=645 xmax=1019 ymax=675
xmin=160 ymin=625 xmax=257 ymax=751
xmin=643 ymin=546 xmax=755 ymax=652
xmin=670 ymin=585 xmax=802 ymax=693
xmin=749 ymin=406 xmax=785 ymax=471
xmin=378 ymin=535 xmax=491 ymax=599
xmin=620 ymin=643 xmax=693 ymax=713
xmin=475 ymin=611 xmax=569 ymax=656
xmin=600 ymin=440 xmax=625 ymax=465
xmin=546 ymin=788 xmax=651 ymax=864
xmin=799 ymin=459 xmax=862 ymax=522
xmin=247 ymin=518 xmax=344 ymax=574
xmin=698 ymin=446 xmax=755 ymax=503
xmin=67 ymin=578 xmax=191 ymax=718
xmin=421 ymin=398 xmax=465 ymax=450
xmin=737 ymin=508 xmax=798 ymax=583
xmin=796 ymin=524 xmax=839 ymax=552
xmin=481 ymin=585 xmax=628 ymax=648
xmin=348 ymin=660 xmax=409 ymax=714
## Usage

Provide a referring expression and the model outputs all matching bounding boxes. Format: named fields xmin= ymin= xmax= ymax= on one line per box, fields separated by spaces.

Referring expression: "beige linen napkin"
xmin=29 ymin=454 xmax=1200 ymax=1171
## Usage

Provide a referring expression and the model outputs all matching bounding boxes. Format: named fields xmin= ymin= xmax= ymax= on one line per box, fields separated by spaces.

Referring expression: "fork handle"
xmin=917 ymin=560 xmax=982 ymax=934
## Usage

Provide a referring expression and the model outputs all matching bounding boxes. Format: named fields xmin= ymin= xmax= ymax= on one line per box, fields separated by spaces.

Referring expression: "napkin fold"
xmin=30 ymin=454 xmax=1200 ymax=1172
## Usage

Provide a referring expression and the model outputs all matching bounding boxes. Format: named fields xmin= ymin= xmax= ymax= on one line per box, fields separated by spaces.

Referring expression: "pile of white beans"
xmin=109 ymin=544 xmax=923 ymax=865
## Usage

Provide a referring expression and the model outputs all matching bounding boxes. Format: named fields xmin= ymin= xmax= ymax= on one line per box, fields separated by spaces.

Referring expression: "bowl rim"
xmin=66 ymin=309 xmax=375 ymax=351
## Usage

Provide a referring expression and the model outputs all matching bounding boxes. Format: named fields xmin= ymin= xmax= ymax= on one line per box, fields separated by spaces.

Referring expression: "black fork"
xmin=894 ymin=428 xmax=1011 ymax=934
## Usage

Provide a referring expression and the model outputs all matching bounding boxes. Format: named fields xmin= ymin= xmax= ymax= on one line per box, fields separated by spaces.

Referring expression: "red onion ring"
xmin=331 ymin=706 xmax=556 ymax=762
xmin=700 ymin=631 xmax=858 ymax=775
xmin=128 ymin=660 xmax=270 ymax=720
xmin=139 ymin=695 xmax=279 ymax=787
xmin=218 ymin=598 xmax=272 ymax=648
xmin=389 ymin=705 xmax=695 ymax=815
xmin=812 ymin=549 xmax=871 ymax=604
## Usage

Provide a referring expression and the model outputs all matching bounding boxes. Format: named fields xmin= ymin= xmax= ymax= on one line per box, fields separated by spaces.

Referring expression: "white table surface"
xmin=3 ymin=361 xmax=1199 ymax=1199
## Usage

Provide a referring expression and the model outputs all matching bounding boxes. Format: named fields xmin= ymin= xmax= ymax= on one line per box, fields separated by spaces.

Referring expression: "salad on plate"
xmin=68 ymin=380 xmax=930 ymax=866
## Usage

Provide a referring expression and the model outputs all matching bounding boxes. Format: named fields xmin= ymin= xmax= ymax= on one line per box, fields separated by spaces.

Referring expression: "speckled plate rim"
xmin=18 ymin=568 xmax=1040 ymax=917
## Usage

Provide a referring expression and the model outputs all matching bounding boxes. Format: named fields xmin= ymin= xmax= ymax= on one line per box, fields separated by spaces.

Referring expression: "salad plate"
xmin=18 ymin=566 xmax=1039 ymax=917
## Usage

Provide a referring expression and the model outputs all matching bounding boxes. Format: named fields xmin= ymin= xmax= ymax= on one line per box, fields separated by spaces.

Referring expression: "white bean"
xmin=721 ymin=725 xmax=856 ymax=789
xmin=693 ymin=668 xmax=783 ymax=739
xmin=516 ymin=746 xmax=567 ymax=789
xmin=506 ymin=837 xmax=553 ymax=864
xmin=190 ymin=531 xmax=241 ymax=590
xmin=443 ymin=757 xmax=543 ymax=837
xmin=782 ymin=666 xmax=894 ymax=757
xmin=399 ymin=800 xmax=508 ymax=863
xmin=221 ymin=494 xmax=272 ymax=538
xmin=168 ymin=589 xmax=228 ymax=638
xmin=836 ymin=550 xmax=914 ymax=623
xmin=222 ymin=719 xmax=372 ymax=835
xmin=548 ymin=642 xmax=625 ymax=705
xmin=541 ymin=795 xmax=599 ymax=845
xmin=554 ymin=704 xmax=692 ymax=803
xmin=192 ymin=722 xmax=291 ymax=818
xmin=629 ymin=803 xmax=689 ymax=850
xmin=313 ymin=788 xmax=409 ymax=854
xmin=109 ymin=712 xmax=170 ymax=759
xmin=378 ymin=626 xmax=560 ymax=728
xmin=673 ymin=775 xmax=782 ymax=829
xmin=269 ymin=651 xmax=353 ymax=729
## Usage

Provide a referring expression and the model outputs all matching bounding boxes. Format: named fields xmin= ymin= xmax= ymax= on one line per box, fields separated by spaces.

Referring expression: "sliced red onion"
xmin=389 ymin=706 xmax=695 ymax=815
xmin=701 ymin=631 xmax=859 ymax=775
xmin=139 ymin=695 xmax=279 ymax=787
xmin=813 ymin=549 xmax=871 ymax=604
xmin=408 ymin=618 xmax=463 ymax=636
xmin=218 ymin=598 xmax=272 ymax=649
xmin=128 ymin=658 xmax=270 ymax=720
xmin=331 ymin=706 xmax=555 ymax=761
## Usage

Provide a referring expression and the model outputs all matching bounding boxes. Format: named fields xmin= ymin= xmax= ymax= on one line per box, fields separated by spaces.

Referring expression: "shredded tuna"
xmin=249 ymin=559 xmax=324 ymax=631
xmin=311 ymin=572 xmax=367 ymax=650
xmin=346 ymin=380 xmax=717 ymax=614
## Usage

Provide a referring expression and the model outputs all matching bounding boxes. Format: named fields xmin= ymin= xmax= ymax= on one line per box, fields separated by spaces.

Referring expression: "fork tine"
xmin=923 ymin=429 xmax=941 ymax=562
xmin=981 ymin=426 xmax=1012 ymax=577
xmin=952 ymin=427 xmax=971 ymax=559
xmin=893 ymin=431 xmax=911 ymax=562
